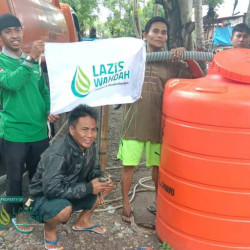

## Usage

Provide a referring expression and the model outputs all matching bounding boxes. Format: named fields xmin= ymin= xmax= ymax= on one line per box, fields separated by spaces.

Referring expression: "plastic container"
xmin=156 ymin=49 xmax=250 ymax=250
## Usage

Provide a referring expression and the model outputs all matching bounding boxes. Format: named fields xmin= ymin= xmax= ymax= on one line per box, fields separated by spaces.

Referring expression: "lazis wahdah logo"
xmin=0 ymin=205 xmax=10 ymax=228
xmin=93 ymin=61 xmax=129 ymax=87
xmin=71 ymin=61 xmax=130 ymax=97
xmin=71 ymin=66 xmax=91 ymax=97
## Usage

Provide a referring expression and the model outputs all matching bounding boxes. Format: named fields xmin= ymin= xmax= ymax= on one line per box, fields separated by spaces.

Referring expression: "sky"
xmin=212 ymin=0 xmax=248 ymax=18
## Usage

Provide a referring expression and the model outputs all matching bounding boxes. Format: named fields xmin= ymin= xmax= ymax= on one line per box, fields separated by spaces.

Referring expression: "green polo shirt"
xmin=0 ymin=48 xmax=50 ymax=142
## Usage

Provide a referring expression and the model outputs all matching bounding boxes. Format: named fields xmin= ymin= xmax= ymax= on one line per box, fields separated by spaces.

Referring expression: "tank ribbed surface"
xmin=156 ymin=49 xmax=250 ymax=250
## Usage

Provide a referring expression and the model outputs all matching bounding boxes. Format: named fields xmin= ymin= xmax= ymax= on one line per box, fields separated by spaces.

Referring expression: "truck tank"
xmin=0 ymin=0 xmax=80 ymax=52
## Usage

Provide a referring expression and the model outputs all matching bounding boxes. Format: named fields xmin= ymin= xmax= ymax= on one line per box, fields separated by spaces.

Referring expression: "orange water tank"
xmin=156 ymin=49 xmax=250 ymax=250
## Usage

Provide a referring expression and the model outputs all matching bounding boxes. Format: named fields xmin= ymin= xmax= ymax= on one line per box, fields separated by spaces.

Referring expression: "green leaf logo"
xmin=0 ymin=206 xmax=10 ymax=228
xmin=71 ymin=66 xmax=91 ymax=97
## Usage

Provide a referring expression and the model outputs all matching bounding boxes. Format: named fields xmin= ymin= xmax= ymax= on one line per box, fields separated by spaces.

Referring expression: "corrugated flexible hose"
xmin=146 ymin=50 xmax=214 ymax=62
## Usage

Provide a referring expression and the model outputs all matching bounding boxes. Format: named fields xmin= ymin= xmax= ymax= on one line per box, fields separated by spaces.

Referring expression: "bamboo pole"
xmin=99 ymin=105 xmax=109 ymax=171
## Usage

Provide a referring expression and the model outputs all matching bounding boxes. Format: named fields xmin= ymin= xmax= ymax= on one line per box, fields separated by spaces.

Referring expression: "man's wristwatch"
xmin=25 ymin=55 xmax=38 ymax=64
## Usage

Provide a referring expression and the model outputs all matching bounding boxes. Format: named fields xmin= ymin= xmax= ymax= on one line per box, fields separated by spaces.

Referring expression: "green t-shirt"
xmin=0 ymin=49 xmax=50 ymax=142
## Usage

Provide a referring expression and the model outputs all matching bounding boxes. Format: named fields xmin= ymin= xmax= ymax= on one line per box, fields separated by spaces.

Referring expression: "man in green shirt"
xmin=0 ymin=13 xmax=59 ymax=233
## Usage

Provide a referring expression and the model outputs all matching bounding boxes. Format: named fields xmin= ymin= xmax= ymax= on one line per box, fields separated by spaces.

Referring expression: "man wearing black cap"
xmin=0 ymin=13 xmax=59 ymax=233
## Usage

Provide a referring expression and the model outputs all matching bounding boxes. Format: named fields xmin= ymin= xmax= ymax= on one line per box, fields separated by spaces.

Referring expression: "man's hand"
xmin=91 ymin=178 xmax=114 ymax=194
xmin=170 ymin=47 xmax=186 ymax=60
xmin=48 ymin=114 xmax=60 ymax=123
xmin=30 ymin=40 xmax=45 ymax=61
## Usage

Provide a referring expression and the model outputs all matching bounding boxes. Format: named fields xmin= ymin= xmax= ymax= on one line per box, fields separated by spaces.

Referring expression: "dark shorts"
xmin=30 ymin=194 xmax=97 ymax=223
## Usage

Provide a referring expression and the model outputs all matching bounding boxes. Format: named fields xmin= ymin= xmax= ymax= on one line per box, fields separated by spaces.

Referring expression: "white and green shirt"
xmin=0 ymin=48 xmax=50 ymax=142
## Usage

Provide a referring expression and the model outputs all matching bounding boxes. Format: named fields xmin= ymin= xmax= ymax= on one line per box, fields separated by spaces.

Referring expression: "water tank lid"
xmin=212 ymin=49 xmax=250 ymax=83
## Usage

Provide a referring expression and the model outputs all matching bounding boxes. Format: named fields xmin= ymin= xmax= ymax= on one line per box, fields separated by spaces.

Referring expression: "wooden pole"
xmin=99 ymin=105 xmax=109 ymax=171
xmin=133 ymin=0 xmax=142 ymax=38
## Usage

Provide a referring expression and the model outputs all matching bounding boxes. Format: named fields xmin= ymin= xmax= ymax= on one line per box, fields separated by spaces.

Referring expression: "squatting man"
xmin=28 ymin=104 xmax=114 ymax=250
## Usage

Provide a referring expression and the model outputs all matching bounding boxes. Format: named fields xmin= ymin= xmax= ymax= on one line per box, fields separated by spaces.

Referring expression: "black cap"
xmin=0 ymin=14 xmax=22 ymax=33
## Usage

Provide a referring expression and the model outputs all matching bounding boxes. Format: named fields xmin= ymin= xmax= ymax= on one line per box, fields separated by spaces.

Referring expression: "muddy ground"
xmin=0 ymin=106 xmax=162 ymax=250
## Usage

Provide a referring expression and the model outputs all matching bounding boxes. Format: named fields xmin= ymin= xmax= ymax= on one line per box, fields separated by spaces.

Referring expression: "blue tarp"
xmin=213 ymin=27 xmax=233 ymax=46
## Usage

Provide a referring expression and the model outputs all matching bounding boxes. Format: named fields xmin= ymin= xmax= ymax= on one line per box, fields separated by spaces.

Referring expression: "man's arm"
xmin=86 ymin=145 xmax=105 ymax=180
xmin=42 ymin=154 xmax=110 ymax=199
xmin=171 ymin=47 xmax=204 ymax=78
xmin=42 ymin=154 xmax=94 ymax=200
xmin=186 ymin=60 xmax=204 ymax=78
xmin=87 ymin=164 xmax=105 ymax=181
xmin=0 ymin=40 xmax=46 ymax=91
xmin=0 ymin=62 xmax=33 ymax=91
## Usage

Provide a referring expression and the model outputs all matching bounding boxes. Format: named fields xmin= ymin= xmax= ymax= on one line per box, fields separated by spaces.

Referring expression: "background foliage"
xmin=60 ymin=0 xmax=248 ymax=45
xmin=60 ymin=0 xmax=165 ymax=38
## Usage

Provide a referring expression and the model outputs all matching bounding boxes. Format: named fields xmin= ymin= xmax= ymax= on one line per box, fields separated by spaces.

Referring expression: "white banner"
xmin=45 ymin=37 xmax=146 ymax=114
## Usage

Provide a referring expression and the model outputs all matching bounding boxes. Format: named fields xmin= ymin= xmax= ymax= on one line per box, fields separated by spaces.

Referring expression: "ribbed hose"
xmin=146 ymin=51 xmax=214 ymax=62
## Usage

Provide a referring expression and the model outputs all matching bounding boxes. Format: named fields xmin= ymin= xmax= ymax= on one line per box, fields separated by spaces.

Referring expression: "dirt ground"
xmin=0 ymin=106 xmax=162 ymax=250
